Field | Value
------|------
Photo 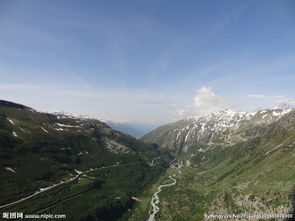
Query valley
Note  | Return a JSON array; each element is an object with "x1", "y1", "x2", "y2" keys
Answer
[
  {"x1": 1, "y1": 99, "x2": 295, "y2": 221},
  {"x1": 147, "y1": 161, "x2": 183, "y2": 221},
  {"x1": 138, "y1": 108, "x2": 295, "y2": 220},
  {"x1": 2, "y1": 1, "x2": 295, "y2": 220}
]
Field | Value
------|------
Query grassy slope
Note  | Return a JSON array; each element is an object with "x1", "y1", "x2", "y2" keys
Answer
[
  {"x1": 130, "y1": 113, "x2": 295, "y2": 221},
  {"x1": 0, "y1": 100, "x2": 173, "y2": 220}
]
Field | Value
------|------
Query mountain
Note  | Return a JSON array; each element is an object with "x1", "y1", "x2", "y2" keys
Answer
[
  {"x1": 142, "y1": 108, "x2": 293, "y2": 156},
  {"x1": 2, "y1": 100, "x2": 295, "y2": 220},
  {"x1": 105, "y1": 121, "x2": 147, "y2": 138},
  {"x1": 46, "y1": 113, "x2": 152, "y2": 139},
  {"x1": 132, "y1": 108, "x2": 295, "y2": 220},
  {"x1": 0, "y1": 99, "x2": 173, "y2": 220}
]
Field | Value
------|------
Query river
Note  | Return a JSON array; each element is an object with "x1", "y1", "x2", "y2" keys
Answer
[{"x1": 147, "y1": 161, "x2": 182, "y2": 221}]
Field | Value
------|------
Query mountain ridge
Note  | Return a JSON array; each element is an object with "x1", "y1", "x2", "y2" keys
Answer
[
  {"x1": 0, "y1": 99, "x2": 173, "y2": 220},
  {"x1": 142, "y1": 108, "x2": 294, "y2": 156},
  {"x1": 131, "y1": 107, "x2": 295, "y2": 220}
]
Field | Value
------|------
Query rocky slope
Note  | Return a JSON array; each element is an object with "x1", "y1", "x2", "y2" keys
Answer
[{"x1": 142, "y1": 108, "x2": 293, "y2": 155}]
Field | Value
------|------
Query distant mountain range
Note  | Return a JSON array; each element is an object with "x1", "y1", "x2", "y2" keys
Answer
[
  {"x1": 47, "y1": 111, "x2": 154, "y2": 138},
  {"x1": 105, "y1": 121, "x2": 156, "y2": 138},
  {"x1": 142, "y1": 108, "x2": 294, "y2": 156}
]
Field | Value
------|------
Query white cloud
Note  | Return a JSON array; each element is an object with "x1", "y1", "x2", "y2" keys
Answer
[
  {"x1": 175, "y1": 86, "x2": 234, "y2": 118},
  {"x1": 193, "y1": 86, "x2": 234, "y2": 115}
]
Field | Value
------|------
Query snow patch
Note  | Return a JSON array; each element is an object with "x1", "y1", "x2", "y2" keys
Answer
[
  {"x1": 282, "y1": 109, "x2": 292, "y2": 115},
  {"x1": 272, "y1": 111, "x2": 281, "y2": 117},
  {"x1": 74, "y1": 169, "x2": 83, "y2": 174},
  {"x1": 7, "y1": 118, "x2": 15, "y2": 125},
  {"x1": 176, "y1": 131, "x2": 181, "y2": 140},
  {"x1": 41, "y1": 127, "x2": 48, "y2": 133},
  {"x1": 184, "y1": 130, "x2": 191, "y2": 143},
  {"x1": 197, "y1": 148, "x2": 206, "y2": 152},
  {"x1": 19, "y1": 127, "x2": 30, "y2": 134},
  {"x1": 56, "y1": 123, "x2": 80, "y2": 128},
  {"x1": 5, "y1": 167, "x2": 16, "y2": 173},
  {"x1": 200, "y1": 123, "x2": 206, "y2": 134}
]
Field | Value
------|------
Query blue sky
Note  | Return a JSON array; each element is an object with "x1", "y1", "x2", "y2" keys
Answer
[{"x1": 1, "y1": 0, "x2": 295, "y2": 125}]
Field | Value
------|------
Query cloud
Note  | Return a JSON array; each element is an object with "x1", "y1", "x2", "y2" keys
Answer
[
  {"x1": 175, "y1": 86, "x2": 234, "y2": 118},
  {"x1": 241, "y1": 93, "x2": 295, "y2": 111},
  {"x1": 193, "y1": 86, "x2": 234, "y2": 115},
  {"x1": 245, "y1": 93, "x2": 295, "y2": 106}
]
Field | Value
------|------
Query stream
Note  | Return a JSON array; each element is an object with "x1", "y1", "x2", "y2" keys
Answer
[{"x1": 147, "y1": 161, "x2": 182, "y2": 221}]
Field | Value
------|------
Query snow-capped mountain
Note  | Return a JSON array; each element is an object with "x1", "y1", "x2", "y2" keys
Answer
[
  {"x1": 47, "y1": 110, "x2": 93, "y2": 119},
  {"x1": 142, "y1": 108, "x2": 294, "y2": 155},
  {"x1": 48, "y1": 110, "x2": 72, "y2": 116},
  {"x1": 47, "y1": 112, "x2": 151, "y2": 138}
]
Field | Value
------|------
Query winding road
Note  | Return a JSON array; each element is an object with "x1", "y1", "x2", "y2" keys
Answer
[
  {"x1": 0, "y1": 162, "x2": 140, "y2": 210},
  {"x1": 147, "y1": 161, "x2": 182, "y2": 221}
]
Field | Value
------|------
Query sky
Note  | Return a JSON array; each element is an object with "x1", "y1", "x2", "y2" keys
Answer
[{"x1": 0, "y1": 0, "x2": 295, "y2": 127}]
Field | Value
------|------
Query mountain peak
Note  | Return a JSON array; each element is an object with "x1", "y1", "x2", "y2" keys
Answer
[
  {"x1": 274, "y1": 103, "x2": 294, "y2": 110},
  {"x1": 0, "y1": 99, "x2": 29, "y2": 110},
  {"x1": 143, "y1": 107, "x2": 295, "y2": 154}
]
